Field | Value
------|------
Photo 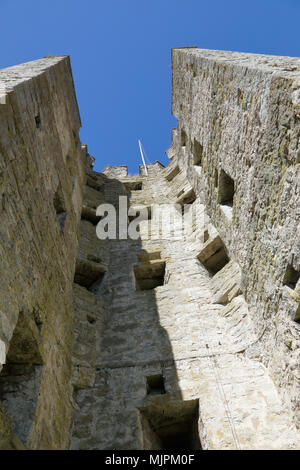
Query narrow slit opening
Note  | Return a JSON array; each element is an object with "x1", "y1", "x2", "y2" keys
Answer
[
  {"x1": 35, "y1": 115, "x2": 41, "y2": 129},
  {"x1": 181, "y1": 129, "x2": 187, "y2": 147}
]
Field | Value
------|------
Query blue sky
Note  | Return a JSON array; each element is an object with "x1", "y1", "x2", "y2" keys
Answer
[{"x1": 1, "y1": 0, "x2": 300, "y2": 173}]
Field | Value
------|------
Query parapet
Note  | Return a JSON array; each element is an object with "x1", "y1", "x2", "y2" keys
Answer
[{"x1": 102, "y1": 164, "x2": 128, "y2": 178}]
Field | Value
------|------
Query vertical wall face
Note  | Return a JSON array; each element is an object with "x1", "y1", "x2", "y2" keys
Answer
[
  {"x1": 0, "y1": 57, "x2": 85, "y2": 449},
  {"x1": 71, "y1": 161, "x2": 300, "y2": 449},
  {"x1": 69, "y1": 49, "x2": 300, "y2": 450},
  {"x1": 171, "y1": 48, "x2": 300, "y2": 425},
  {"x1": 1, "y1": 49, "x2": 299, "y2": 450}
]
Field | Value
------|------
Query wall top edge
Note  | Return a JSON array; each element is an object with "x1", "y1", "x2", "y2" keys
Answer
[
  {"x1": 172, "y1": 47, "x2": 300, "y2": 78},
  {"x1": 0, "y1": 55, "x2": 70, "y2": 90}
]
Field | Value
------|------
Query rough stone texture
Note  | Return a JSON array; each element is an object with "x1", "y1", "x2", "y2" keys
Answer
[
  {"x1": 71, "y1": 163, "x2": 299, "y2": 449},
  {"x1": 70, "y1": 48, "x2": 300, "y2": 450},
  {"x1": 0, "y1": 56, "x2": 85, "y2": 449},
  {"x1": 0, "y1": 48, "x2": 299, "y2": 450},
  {"x1": 171, "y1": 47, "x2": 300, "y2": 428}
]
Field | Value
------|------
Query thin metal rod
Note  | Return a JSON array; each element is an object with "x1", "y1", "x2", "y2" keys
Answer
[{"x1": 138, "y1": 139, "x2": 148, "y2": 176}]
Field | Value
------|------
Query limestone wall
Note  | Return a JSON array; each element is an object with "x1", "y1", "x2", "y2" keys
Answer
[
  {"x1": 171, "y1": 47, "x2": 300, "y2": 426},
  {"x1": 0, "y1": 49, "x2": 299, "y2": 451},
  {"x1": 0, "y1": 56, "x2": 85, "y2": 449},
  {"x1": 71, "y1": 159, "x2": 300, "y2": 450},
  {"x1": 71, "y1": 49, "x2": 300, "y2": 450}
]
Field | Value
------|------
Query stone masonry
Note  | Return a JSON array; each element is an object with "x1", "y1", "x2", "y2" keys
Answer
[
  {"x1": 0, "y1": 48, "x2": 299, "y2": 449},
  {"x1": 0, "y1": 56, "x2": 85, "y2": 449}
]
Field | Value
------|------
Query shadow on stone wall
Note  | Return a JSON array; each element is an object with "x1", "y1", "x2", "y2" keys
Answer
[{"x1": 71, "y1": 171, "x2": 200, "y2": 450}]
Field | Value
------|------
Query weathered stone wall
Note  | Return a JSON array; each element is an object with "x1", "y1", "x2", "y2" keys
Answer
[
  {"x1": 0, "y1": 49, "x2": 299, "y2": 450},
  {"x1": 71, "y1": 159, "x2": 300, "y2": 449},
  {"x1": 0, "y1": 56, "x2": 85, "y2": 449},
  {"x1": 70, "y1": 48, "x2": 300, "y2": 450},
  {"x1": 171, "y1": 48, "x2": 300, "y2": 426}
]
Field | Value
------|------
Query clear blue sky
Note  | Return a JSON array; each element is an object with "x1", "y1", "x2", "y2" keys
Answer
[{"x1": 1, "y1": 0, "x2": 300, "y2": 173}]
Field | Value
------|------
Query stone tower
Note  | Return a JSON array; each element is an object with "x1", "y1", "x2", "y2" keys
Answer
[{"x1": 0, "y1": 48, "x2": 299, "y2": 450}]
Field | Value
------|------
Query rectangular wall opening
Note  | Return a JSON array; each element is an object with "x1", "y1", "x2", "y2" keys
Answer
[
  {"x1": 146, "y1": 375, "x2": 166, "y2": 396},
  {"x1": 218, "y1": 169, "x2": 235, "y2": 206},
  {"x1": 177, "y1": 189, "x2": 196, "y2": 206},
  {"x1": 181, "y1": 129, "x2": 187, "y2": 147},
  {"x1": 134, "y1": 258, "x2": 166, "y2": 290},
  {"x1": 165, "y1": 165, "x2": 180, "y2": 182},
  {"x1": 124, "y1": 181, "x2": 143, "y2": 191},
  {"x1": 140, "y1": 399, "x2": 201, "y2": 450},
  {"x1": 81, "y1": 207, "x2": 101, "y2": 226},
  {"x1": 86, "y1": 174, "x2": 103, "y2": 192},
  {"x1": 192, "y1": 139, "x2": 203, "y2": 166},
  {"x1": 283, "y1": 264, "x2": 300, "y2": 290},
  {"x1": 74, "y1": 259, "x2": 106, "y2": 291},
  {"x1": 137, "y1": 251, "x2": 161, "y2": 262},
  {"x1": 197, "y1": 235, "x2": 230, "y2": 275}
]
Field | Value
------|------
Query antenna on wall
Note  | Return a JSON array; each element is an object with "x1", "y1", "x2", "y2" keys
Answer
[{"x1": 138, "y1": 139, "x2": 148, "y2": 176}]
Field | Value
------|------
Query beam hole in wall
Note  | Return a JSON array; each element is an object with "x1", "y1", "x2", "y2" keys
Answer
[
  {"x1": 140, "y1": 399, "x2": 201, "y2": 450},
  {"x1": 283, "y1": 264, "x2": 300, "y2": 290},
  {"x1": 123, "y1": 181, "x2": 143, "y2": 191},
  {"x1": 192, "y1": 139, "x2": 203, "y2": 166},
  {"x1": 137, "y1": 251, "x2": 161, "y2": 262},
  {"x1": 53, "y1": 186, "x2": 67, "y2": 232},
  {"x1": 74, "y1": 259, "x2": 106, "y2": 291},
  {"x1": 165, "y1": 165, "x2": 180, "y2": 182},
  {"x1": 177, "y1": 189, "x2": 196, "y2": 207},
  {"x1": 197, "y1": 235, "x2": 230, "y2": 276},
  {"x1": 81, "y1": 206, "x2": 101, "y2": 226},
  {"x1": 35, "y1": 115, "x2": 41, "y2": 129},
  {"x1": 218, "y1": 169, "x2": 235, "y2": 206},
  {"x1": 87, "y1": 315, "x2": 97, "y2": 325},
  {"x1": 86, "y1": 175, "x2": 103, "y2": 192},
  {"x1": 134, "y1": 257, "x2": 166, "y2": 290},
  {"x1": 146, "y1": 374, "x2": 166, "y2": 396}
]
